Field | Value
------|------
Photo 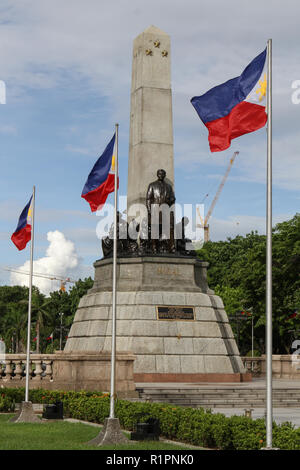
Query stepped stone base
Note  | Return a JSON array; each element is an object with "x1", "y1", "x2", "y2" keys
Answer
[
  {"x1": 87, "y1": 418, "x2": 128, "y2": 446},
  {"x1": 52, "y1": 351, "x2": 137, "y2": 396},
  {"x1": 65, "y1": 256, "x2": 247, "y2": 383},
  {"x1": 10, "y1": 401, "x2": 41, "y2": 423}
]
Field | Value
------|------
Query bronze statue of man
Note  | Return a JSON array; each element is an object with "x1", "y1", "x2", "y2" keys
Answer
[{"x1": 146, "y1": 169, "x2": 176, "y2": 253}]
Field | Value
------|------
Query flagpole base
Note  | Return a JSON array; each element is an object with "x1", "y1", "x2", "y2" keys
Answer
[
  {"x1": 10, "y1": 401, "x2": 41, "y2": 423},
  {"x1": 261, "y1": 447, "x2": 280, "y2": 451},
  {"x1": 87, "y1": 418, "x2": 128, "y2": 446}
]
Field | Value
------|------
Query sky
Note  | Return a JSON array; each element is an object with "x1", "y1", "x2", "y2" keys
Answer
[{"x1": 0, "y1": 0, "x2": 299, "y2": 292}]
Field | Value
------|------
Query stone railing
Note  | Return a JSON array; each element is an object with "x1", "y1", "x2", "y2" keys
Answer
[
  {"x1": 0, "y1": 354, "x2": 54, "y2": 384},
  {"x1": 242, "y1": 357, "x2": 264, "y2": 376},
  {"x1": 242, "y1": 355, "x2": 300, "y2": 378},
  {"x1": 0, "y1": 351, "x2": 137, "y2": 397}
]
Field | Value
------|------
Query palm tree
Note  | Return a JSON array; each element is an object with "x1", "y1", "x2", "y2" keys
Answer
[
  {"x1": 33, "y1": 301, "x2": 53, "y2": 353},
  {"x1": 3, "y1": 303, "x2": 28, "y2": 353},
  {"x1": 21, "y1": 288, "x2": 53, "y2": 354}
]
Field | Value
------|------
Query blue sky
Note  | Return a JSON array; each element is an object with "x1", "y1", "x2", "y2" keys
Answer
[{"x1": 0, "y1": 0, "x2": 299, "y2": 290}]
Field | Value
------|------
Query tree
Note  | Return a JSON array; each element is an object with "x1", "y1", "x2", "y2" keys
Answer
[
  {"x1": 0, "y1": 286, "x2": 29, "y2": 352},
  {"x1": 37, "y1": 277, "x2": 94, "y2": 351},
  {"x1": 197, "y1": 213, "x2": 300, "y2": 354},
  {"x1": 0, "y1": 278, "x2": 94, "y2": 354},
  {"x1": 2, "y1": 302, "x2": 28, "y2": 353},
  {"x1": 19, "y1": 287, "x2": 54, "y2": 353},
  {"x1": 68, "y1": 277, "x2": 94, "y2": 318}
]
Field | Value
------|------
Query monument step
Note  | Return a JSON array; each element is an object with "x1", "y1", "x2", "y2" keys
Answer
[
  {"x1": 139, "y1": 397, "x2": 300, "y2": 407},
  {"x1": 138, "y1": 388, "x2": 300, "y2": 396},
  {"x1": 139, "y1": 391, "x2": 300, "y2": 400},
  {"x1": 161, "y1": 392, "x2": 300, "y2": 399},
  {"x1": 145, "y1": 398, "x2": 266, "y2": 404},
  {"x1": 202, "y1": 403, "x2": 300, "y2": 408},
  {"x1": 140, "y1": 393, "x2": 265, "y2": 400},
  {"x1": 137, "y1": 386, "x2": 300, "y2": 408}
]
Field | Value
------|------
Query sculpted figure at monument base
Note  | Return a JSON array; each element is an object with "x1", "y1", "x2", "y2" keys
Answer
[
  {"x1": 102, "y1": 211, "x2": 138, "y2": 258},
  {"x1": 101, "y1": 169, "x2": 195, "y2": 258}
]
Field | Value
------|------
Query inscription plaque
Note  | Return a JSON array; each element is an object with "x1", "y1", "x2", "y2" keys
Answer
[
  {"x1": 157, "y1": 266, "x2": 179, "y2": 276},
  {"x1": 157, "y1": 306, "x2": 195, "y2": 321}
]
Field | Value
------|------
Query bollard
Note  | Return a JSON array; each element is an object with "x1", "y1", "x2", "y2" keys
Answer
[{"x1": 244, "y1": 409, "x2": 253, "y2": 418}]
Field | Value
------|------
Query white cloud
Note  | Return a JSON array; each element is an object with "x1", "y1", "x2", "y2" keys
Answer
[{"x1": 10, "y1": 230, "x2": 80, "y2": 295}]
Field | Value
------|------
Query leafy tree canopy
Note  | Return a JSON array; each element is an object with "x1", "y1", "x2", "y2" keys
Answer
[
  {"x1": 0, "y1": 277, "x2": 93, "y2": 353},
  {"x1": 197, "y1": 213, "x2": 300, "y2": 354}
]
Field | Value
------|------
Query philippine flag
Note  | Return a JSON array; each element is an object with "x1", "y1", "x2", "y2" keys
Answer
[
  {"x1": 11, "y1": 195, "x2": 33, "y2": 251},
  {"x1": 191, "y1": 49, "x2": 267, "y2": 152},
  {"x1": 81, "y1": 133, "x2": 118, "y2": 212}
]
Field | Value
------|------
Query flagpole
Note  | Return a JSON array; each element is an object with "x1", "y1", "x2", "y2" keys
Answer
[
  {"x1": 109, "y1": 124, "x2": 119, "y2": 419},
  {"x1": 266, "y1": 38, "x2": 273, "y2": 449},
  {"x1": 25, "y1": 185, "x2": 35, "y2": 403}
]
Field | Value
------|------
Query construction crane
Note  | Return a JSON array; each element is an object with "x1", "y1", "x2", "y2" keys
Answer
[
  {"x1": 3, "y1": 267, "x2": 76, "y2": 292},
  {"x1": 197, "y1": 151, "x2": 239, "y2": 242}
]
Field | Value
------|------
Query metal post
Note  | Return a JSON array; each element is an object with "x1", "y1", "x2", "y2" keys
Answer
[
  {"x1": 109, "y1": 124, "x2": 119, "y2": 419},
  {"x1": 237, "y1": 318, "x2": 240, "y2": 351},
  {"x1": 59, "y1": 312, "x2": 64, "y2": 351},
  {"x1": 25, "y1": 186, "x2": 35, "y2": 403},
  {"x1": 265, "y1": 38, "x2": 273, "y2": 449},
  {"x1": 252, "y1": 314, "x2": 254, "y2": 371}
]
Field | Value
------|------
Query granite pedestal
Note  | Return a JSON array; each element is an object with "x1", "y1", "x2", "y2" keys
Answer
[{"x1": 65, "y1": 256, "x2": 248, "y2": 383}]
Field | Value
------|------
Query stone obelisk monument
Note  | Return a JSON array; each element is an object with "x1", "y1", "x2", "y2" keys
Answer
[
  {"x1": 127, "y1": 25, "x2": 174, "y2": 210},
  {"x1": 65, "y1": 26, "x2": 248, "y2": 385}
]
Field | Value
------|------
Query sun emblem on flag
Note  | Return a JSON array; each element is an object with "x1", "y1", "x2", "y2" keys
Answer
[
  {"x1": 27, "y1": 204, "x2": 33, "y2": 223},
  {"x1": 256, "y1": 74, "x2": 267, "y2": 101},
  {"x1": 111, "y1": 154, "x2": 116, "y2": 171}
]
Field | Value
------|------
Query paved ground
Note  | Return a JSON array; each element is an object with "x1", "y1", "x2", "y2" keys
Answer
[
  {"x1": 136, "y1": 377, "x2": 300, "y2": 390},
  {"x1": 136, "y1": 378, "x2": 300, "y2": 426},
  {"x1": 211, "y1": 408, "x2": 300, "y2": 426}
]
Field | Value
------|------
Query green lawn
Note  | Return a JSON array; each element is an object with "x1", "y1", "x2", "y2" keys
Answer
[{"x1": 0, "y1": 414, "x2": 198, "y2": 450}]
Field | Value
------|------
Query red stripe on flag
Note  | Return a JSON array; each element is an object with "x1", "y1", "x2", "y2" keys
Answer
[
  {"x1": 205, "y1": 101, "x2": 267, "y2": 152},
  {"x1": 11, "y1": 224, "x2": 31, "y2": 251},
  {"x1": 81, "y1": 173, "x2": 118, "y2": 212}
]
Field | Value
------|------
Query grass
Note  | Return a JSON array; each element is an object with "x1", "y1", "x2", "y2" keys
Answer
[{"x1": 0, "y1": 414, "x2": 199, "y2": 450}]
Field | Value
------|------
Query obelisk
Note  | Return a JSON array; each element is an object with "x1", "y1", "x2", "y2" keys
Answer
[
  {"x1": 127, "y1": 25, "x2": 174, "y2": 212},
  {"x1": 64, "y1": 27, "x2": 248, "y2": 386}
]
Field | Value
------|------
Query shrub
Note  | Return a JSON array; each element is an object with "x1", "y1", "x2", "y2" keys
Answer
[
  {"x1": 1, "y1": 387, "x2": 300, "y2": 450},
  {"x1": 273, "y1": 422, "x2": 300, "y2": 450},
  {"x1": 0, "y1": 394, "x2": 15, "y2": 412},
  {"x1": 229, "y1": 415, "x2": 266, "y2": 450},
  {"x1": 210, "y1": 412, "x2": 233, "y2": 450},
  {"x1": 66, "y1": 395, "x2": 110, "y2": 423}
]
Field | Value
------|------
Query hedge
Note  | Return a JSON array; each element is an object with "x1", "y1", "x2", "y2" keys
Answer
[{"x1": 1, "y1": 387, "x2": 300, "y2": 450}]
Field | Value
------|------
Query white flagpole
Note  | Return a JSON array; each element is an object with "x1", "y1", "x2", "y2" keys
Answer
[
  {"x1": 109, "y1": 124, "x2": 119, "y2": 419},
  {"x1": 266, "y1": 39, "x2": 273, "y2": 448},
  {"x1": 25, "y1": 185, "x2": 35, "y2": 402}
]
